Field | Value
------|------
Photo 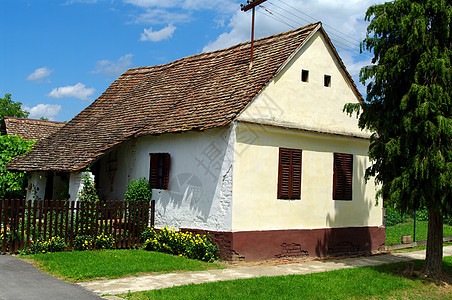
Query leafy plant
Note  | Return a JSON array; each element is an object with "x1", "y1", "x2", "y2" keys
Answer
[
  {"x1": 76, "y1": 172, "x2": 100, "y2": 235},
  {"x1": 94, "y1": 233, "x2": 115, "y2": 250},
  {"x1": 29, "y1": 236, "x2": 67, "y2": 253},
  {"x1": 385, "y1": 206, "x2": 408, "y2": 226},
  {"x1": 73, "y1": 235, "x2": 94, "y2": 251},
  {"x1": 124, "y1": 178, "x2": 152, "y2": 233},
  {"x1": 0, "y1": 135, "x2": 35, "y2": 198},
  {"x1": 0, "y1": 93, "x2": 29, "y2": 120},
  {"x1": 142, "y1": 227, "x2": 218, "y2": 262}
]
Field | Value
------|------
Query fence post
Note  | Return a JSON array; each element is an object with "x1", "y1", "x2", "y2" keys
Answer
[{"x1": 150, "y1": 200, "x2": 155, "y2": 227}]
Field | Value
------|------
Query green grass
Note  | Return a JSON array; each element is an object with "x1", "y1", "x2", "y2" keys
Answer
[
  {"x1": 386, "y1": 220, "x2": 452, "y2": 245},
  {"x1": 392, "y1": 242, "x2": 452, "y2": 253},
  {"x1": 21, "y1": 249, "x2": 223, "y2": 282},
  {"x1": 122, "y1": 257, "x2": 452, "y2": 300}
]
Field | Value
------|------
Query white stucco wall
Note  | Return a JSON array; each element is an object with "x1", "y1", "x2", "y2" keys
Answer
[
  {"x1": 97, "y1": 127, "x2": 235, "y2": 231},
  {"x1": 68, "y1": 171, "x2": 93, "y2": 202},
  {"x1": 238, "y1": 30, "x2": 368, "y2": 139},
  {"x1": 26, "y1": 172, "x2": 47, "y2": 201},
  {"x1": 232, "y1": 123, "x2": 382, "y2": 231}
]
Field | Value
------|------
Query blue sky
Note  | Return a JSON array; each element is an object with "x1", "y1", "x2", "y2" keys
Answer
[{"x1": 0, "y1": 0, "x2": 382, "y2": 122}]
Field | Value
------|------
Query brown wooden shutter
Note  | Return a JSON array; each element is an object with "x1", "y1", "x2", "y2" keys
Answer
[
  {"x1": 162, "y1": 153, "x2": 170, "y2": 190},
  {"x1": 333, "y1": 153, "x2": 353, "y2": 200},
  {"x1": 278, "y1": 148, "x2": 302, "y2": 199},
  {"x1": 291, "y1": 150, "x2": 302, "y2": 199},
  {"x1": 149, "y1": 153, "x2": 159, "y2": 188}
]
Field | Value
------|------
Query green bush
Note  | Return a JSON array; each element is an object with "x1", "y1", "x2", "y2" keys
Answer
[
  {"x1": 93, "y1": 233, "x2": 115, "y2": 250},
  {"x1": 124, "y1": 178, "x2": 152, "y2": 233},
  {"x1": 77, "y1": 173, "x2": 100, "y2": 235},
  {"x1": 124, "y1": 178, "x2": 152, "y2": 204},
  {"x1": 142, "y1": 227, "x2": 218, "y2": 262},
  {"x1": 74, "y1": 234, "x2": 115, "y2": 251},
  {"x1": 385, "y1": 206, "x2": 408, "y2": 226},
  {"x1": 29, "y1": 236, "x2": 67, "y2": 253},
  {"x1": 415, "y1": 208, "x2": 429, "y2": 221},
  {"x1": 73, "y1": 235, "x2": 94, "y2": 251}
]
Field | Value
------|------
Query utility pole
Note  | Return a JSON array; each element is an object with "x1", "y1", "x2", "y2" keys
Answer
[{"x1": 241, "y1": 0, "x2": 267, "y2": 68}]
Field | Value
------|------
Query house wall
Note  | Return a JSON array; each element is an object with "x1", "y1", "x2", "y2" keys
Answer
[
  {"x1": 225, "y1": 123, "x2": 384, "y2": 260},
  {"x1": 68, "y1": 171, "x2": 93, "y2": 202},
  {"x1": 97, "y1": 127, "x2": 235, "y2": 232},
  {"x1": 232, "y1": 123, "x2": 382, "y2": 231},
  {"x1": 238, "y1": 30, "x2": 368, "y2": 139},
  {"x1": 26, "y1": 172, "x2": 47, "y2": 200}
]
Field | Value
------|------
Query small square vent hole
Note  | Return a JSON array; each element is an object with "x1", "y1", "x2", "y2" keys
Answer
[
  {"x1": 301, "y1": 70, "x2": 309, "y2": 82},
  {"x1": 324, "y1": 75, "x2": 331, "y2": 87}
]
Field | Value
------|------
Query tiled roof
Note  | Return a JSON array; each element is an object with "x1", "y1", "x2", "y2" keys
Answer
[
  {"x1": 8, "y1": 22, "x2": 360, "y2": 172},
  {"x1": 1, "y1": 117, "x2": 65, "y2": 141}
]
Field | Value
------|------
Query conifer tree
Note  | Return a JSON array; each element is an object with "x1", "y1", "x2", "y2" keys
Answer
[{"x1": 345, "y1": 0, "x2": 451, "y2": 277}]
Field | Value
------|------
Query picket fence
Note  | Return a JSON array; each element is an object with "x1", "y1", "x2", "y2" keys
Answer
[{"x1": 0, "y1": 199, "x2": 155, "y2": 253}]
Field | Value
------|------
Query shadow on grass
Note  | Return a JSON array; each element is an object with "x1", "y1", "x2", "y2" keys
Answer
[{"x1": 372, "y1": 257, "x2": 452, "y2": 285}]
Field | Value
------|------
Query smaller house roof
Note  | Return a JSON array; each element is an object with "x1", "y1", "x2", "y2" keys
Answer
[{"x1": 1, "y1": 117, "x2": 65, "y2": 141}]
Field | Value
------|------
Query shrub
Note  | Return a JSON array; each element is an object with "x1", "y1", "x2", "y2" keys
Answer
[
  {"x1": 0, "y1": 225, "x2": 11, "y2": 243},
  {"x1": 73, "y1": 235, "x2": 93, "y2": 251},
  {"x1": 94, "y1": 233, "x2": 115, "y2": 250},
  {"x1": 415, "y1": 208, "x2": 429, "y2": 221},
  {"x1": 142, "y1": 227, "x2": 218, "y2": 262},
  {"x1": 124, "y1": 178, "x2": 152, "y2": 204},
  {"x1": 124, "y1": 178, "x2": 152, "y2": 233},
  {"x1": 385, "y1": 206, "x2": 408, "y2": 226},
  {"x1": 77, "y1": 172, "x2": 100, "y2": 235},
  {"x1": 29, "y1": 236, "x2": 67, "y2": 253}
]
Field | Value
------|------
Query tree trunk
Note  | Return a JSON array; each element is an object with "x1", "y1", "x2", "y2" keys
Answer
[{"x1": 423, "y1": 208, "x2": 443, "y2": 278}]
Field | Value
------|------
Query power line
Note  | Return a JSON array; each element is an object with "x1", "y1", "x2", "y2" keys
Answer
[
  {"x1": 277, "y1": 0, "x2": 363, "y2": 45},
  {"x1": 268, "y1": 1, "x2": 359, "y2": 49},
  {"x1": 258, "y1": 4, "x2": 373, "y2": 58},
  {"x1": 257, "y1": 7, "x2": 296, "y2": 29}
]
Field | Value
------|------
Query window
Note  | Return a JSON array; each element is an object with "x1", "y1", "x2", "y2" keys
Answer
[
  {"x1": 278, "y1": 148, "x2": 302, "y2": 199},
  {"x1": 301, "y1": 69, "x2": 309, "y2": 82},
  {"x1": 149, "y1": 153, "x2": 170, "y2": 189},
  {"x1": 324, "y1": 75, "x2": 331, "y2": 87},
  {"x1": 333, "y1": 153, "x2": 353, "y2": 200}
]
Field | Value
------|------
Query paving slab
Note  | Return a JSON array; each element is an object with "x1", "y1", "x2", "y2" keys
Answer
[
  {"x1": 0, "y1": 254, "x2": 102, "y2": 300},
  {"x1": 79, "y1": 246, "x2": 452, "y2": 296}
]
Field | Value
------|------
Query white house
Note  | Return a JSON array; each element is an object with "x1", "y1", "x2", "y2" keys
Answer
[{"x1": 9, "y1": 22, "x2": 385, "y2": 260}]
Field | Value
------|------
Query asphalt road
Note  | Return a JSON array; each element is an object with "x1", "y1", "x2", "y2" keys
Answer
[{"x1": 0, "y1": 253, "x2": 102, "y2": 300}]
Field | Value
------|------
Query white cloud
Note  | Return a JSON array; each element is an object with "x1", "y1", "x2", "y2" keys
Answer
[
  {"x1": 23, "y1": 104, "x2": 62, "y2": 120},
  {"x1": 123, "y1": 0, "x2": 176, "y2": 8},
  {"x1": 47, "y1": 83, "x2": 95, "y2": 101},
  {"x1": 124, "y1": 0, "x2": 236, "y2": 12},
  {"x1": 134, "y1": 9, "x2": 192, "y2": 24},
  {"x1": 92, "y1": 54, "x2": 133, "y2": 77},
  {"x1": 125, "y1": 0, "x2": 237, "y2": 25},
  {"x1": 27, "y1": 67, "x2": 53, "y2": 82},
  {"x1": 64, "y1": 0, "x2": 97, "y2": 4},
  {"x1": 140, "y1": 24, "x2": 176, "y2": 41}
]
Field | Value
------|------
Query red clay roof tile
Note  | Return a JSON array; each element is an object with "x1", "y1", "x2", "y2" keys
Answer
[{"x1": 1, "y1": 117, "x2": 65, "y2": 141}]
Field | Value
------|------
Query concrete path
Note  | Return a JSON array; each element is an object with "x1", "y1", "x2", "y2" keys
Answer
[
  {"x1": 80, "y1": 246, "x2": 452, "y2": 296},
  {"x1": 0, "y1": 254, "x2": 102, "y2": 300}
]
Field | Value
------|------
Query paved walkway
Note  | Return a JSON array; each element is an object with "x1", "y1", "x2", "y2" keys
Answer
[
  {"x1": 80, "y1": 246, "x2": 452, "y2": 296},
  {"x1": 0, "y1": 254, "x2": 102, "y2": 300}
]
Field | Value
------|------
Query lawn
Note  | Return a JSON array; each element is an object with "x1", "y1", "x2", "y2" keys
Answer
[
  {"x1": 121, "y1": 257, "x2": 452, "y2": 300},
  {"x1": 386, "y1": 220, "x2": 452, "y2": 245},
  {"x1": 21, "y1": 249, "x2": 223, "y2": 282}
]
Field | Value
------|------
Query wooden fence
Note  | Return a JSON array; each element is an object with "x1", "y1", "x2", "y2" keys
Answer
[{"x1": 0, "y1": 199, "x2": 155, "y2": 253}]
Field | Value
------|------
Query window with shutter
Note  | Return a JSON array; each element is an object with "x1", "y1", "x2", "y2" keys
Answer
[
  {"x1": 333, "y1": 153, "x2": 353, "y2": 200},
  {"x1": 278, "y1": 148, "x2": 302, "y2": 199},
  {"x1": 149, "y1": 153, "x2": 170, "y2": 189}
]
